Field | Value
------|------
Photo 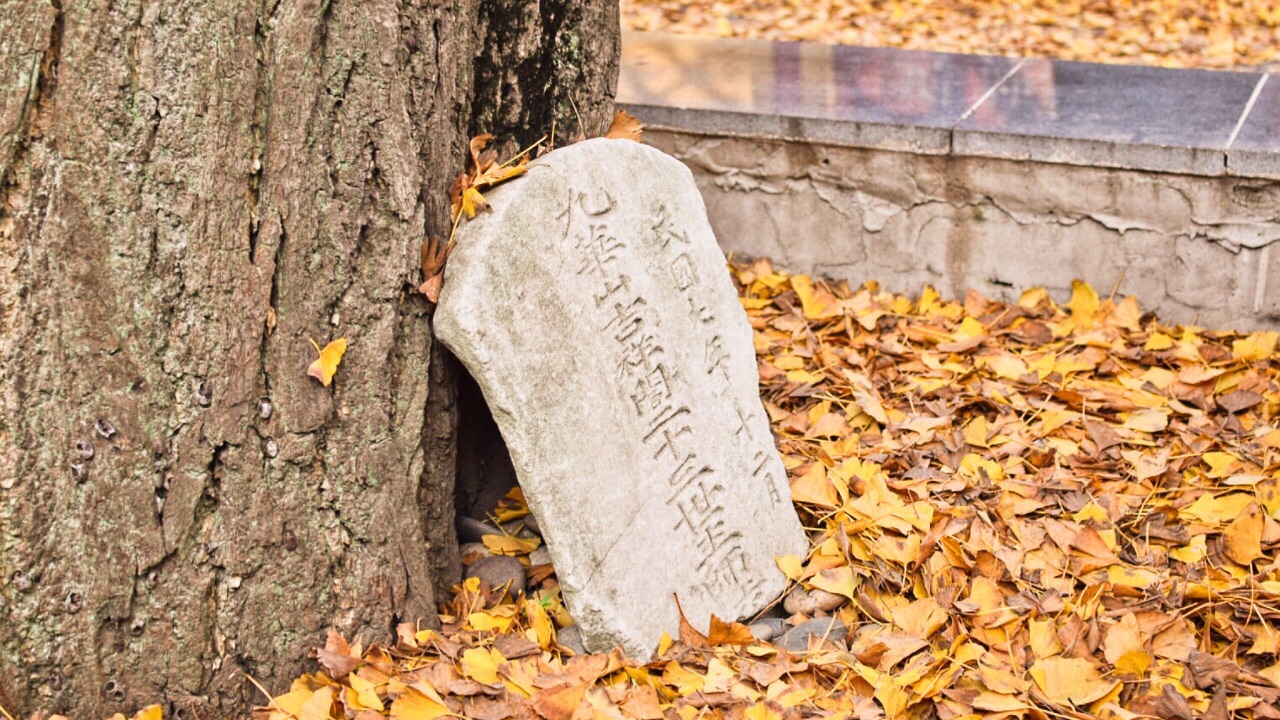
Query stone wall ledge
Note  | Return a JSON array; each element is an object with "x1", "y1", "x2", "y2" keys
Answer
[{"x1": 619, "y1": 32, "x2": 1279, "y2": 179}]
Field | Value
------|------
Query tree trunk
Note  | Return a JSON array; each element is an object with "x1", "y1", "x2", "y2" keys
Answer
[{"x1": 0, "y1": 1, "x2": 618, "y2": 716}]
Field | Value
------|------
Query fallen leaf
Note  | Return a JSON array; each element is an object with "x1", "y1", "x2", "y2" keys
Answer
[
  {"x1": 532, "y1": 681, "x2": 586, "y2": 720},
  {"x1": 130, "y1": 706, "x2": 163, "y2": 720},
  {"x1": 481, "y1": 534, "x2": 541, "y2": 555},
  {"x1": 673, "y1": 595, "x2": 710, "y2": 650},
  {"x1": 605, "y1": 110, "x2": 644, "y2": 142},
  {"x1": 707, "y1": 615, "x2": 755, "y2": 646},
  {"x1": 317, "y1": 629, "x2": 361, "y2": 679},
  {"x1": 1066, "y1": 280, "x2": 1099, "y2": 328},
  {"x1": 460, "y1": 647, "x2": 504, "y2": 685},
  {"x1": 391, "y1": 683, "x2": 453, "y2": 720},
  {"x1": 299, "y1": 685, "x2": 336, "y2": 720},
  {"x1": 308, "y1": 337, "x2": 348, "y2": 387},
  {"x1": 1029, "y1": 657, "x2": 1118, "y2": 706},
  {"x1": 1223, "y1": 502, "x2": 1264, "y2": 565}
]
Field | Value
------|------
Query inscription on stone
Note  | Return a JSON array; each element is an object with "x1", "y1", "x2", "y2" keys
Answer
[{"x1": 435, "y1": 138, "x2": 807, "y2": 661}]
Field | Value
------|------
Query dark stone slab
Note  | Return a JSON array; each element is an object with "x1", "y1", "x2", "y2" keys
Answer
[
  {"x1": 1229, "y1": 75, "x2": 1280, "y2": 179},
  {"x1": 954, "y1": 58, "x2": 1263, "y2": 174},
  {"x1": 619, "y1": 31, "x2": 1019, "y2": 154}
]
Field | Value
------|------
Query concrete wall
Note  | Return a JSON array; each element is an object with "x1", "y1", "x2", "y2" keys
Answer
[{"x1": 647, "y1": 130, "x2": 1280, "y2": 330}]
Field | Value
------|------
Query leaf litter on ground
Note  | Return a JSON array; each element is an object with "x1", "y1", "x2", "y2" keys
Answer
[
  {"x1": 621, "y1": 0, "x2": 1280, "y2": 71},
  {"x1": 255, "y1": 258, "x2": 1280, "y2": 720}
]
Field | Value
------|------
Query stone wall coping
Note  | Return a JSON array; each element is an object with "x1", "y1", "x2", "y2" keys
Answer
[{"x1": 618, "y1": 31, "x2": 1279, "y2": 178}]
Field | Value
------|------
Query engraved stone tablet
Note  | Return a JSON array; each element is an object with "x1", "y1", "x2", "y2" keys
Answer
[{"x1": 435, "y1": 138, "x2": 807, "y2": 661}]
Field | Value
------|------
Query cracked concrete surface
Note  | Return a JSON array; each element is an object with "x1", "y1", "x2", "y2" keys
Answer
[{"x1": 649, "y1": 130, "x2": 1280, "y2": 330}]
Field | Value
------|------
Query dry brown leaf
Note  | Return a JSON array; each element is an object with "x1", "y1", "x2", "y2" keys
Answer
[
  {"x1": 532, "y1": 683, "x2": 587, "y2": 720},
  {"x1": 1223, "y1": 502, "x2": 1265, "y2": 565},
  {"x1": 604, "y1": 110, "x2": 644, "y2": 142},
  {"x1": 1029, "y1": 657, "x2": 1118, "y2": 706},
  {"x1": 316, "y1": 629, "x2": 362, "y2": 680},
  {"x1": 707, "y1": 615, "x2": 755, "y2": 647}
]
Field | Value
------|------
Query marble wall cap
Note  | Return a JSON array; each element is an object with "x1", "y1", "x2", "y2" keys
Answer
[
  {"x1": 1229, "y1": 75, "x2": 1280, "y2": 179},
  {"x1": 619, "y1": 31, "x2": 1279, "y2": 178}
]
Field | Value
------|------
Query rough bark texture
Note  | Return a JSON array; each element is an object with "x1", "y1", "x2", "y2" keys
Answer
[{"x1": 0, "y1": 0, "x2": 618, "y2": 716}]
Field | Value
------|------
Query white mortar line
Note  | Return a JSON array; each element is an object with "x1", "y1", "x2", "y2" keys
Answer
[
  {"x1": 1228, "y1": 73, "x2": 1268, "y2": 150},
  {"x1": 1255, "y1": 243, "x2": 1271, "y2": 315},
  {"x1": 954, "y1": 57, "x2": 1030, "y2": 127}
]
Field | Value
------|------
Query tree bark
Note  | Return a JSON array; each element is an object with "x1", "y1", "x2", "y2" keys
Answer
[{"x1": 0, "y1": 1, "x2": 618, "y2": 716}]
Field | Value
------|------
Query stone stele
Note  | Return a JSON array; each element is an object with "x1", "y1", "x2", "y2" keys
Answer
[{"x1": 435, "y1": 138, "x2": 807, "y2": 661}]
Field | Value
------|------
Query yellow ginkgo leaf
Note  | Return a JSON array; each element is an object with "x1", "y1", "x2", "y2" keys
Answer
[
  {"x1": 308, "y1": 337, "x2": 348, "y2": 387},
  {"x1": 790, "y1": 275, "x2": 842, "y2": 320},
  {"x1": 1224, "y1": 502, "x2": 1264, "y2": 566},
  {"x1": 468, "y1": 611, "x2": 514, "y2": 633},
  {"x1": 775, "y1": 554, "x2": 804, "y2": 581},
  {"x1": 390, "y1": 683, "x2": 452, "y2": 720},
  {"x1": 130, "y1": 706, "x2": 164, "y2": 720},
  {"x1": 1066, "y1": 279, "x2": 1099, "y2": 328},
  {"x1": 1123, "y1": 409, "x2": 1169, "y2": 433},
  {"x1": 807, "y1": 565, "x2": 858, "y2": 601},
  {"x1": 744, "y1": 702, "x2": 782, "y2": 720},
  {"x1": 891, "y1": 598, "x2": 948, "y2": 639},
  {"x1": 1029, "y1": 657, "x2": 1118, "y2": 706},
  {"x1": 345, "y1": 674, "x2": 385, "y2": 712},
  {"x1": 460, "y1": 646, "x2": 504, "y2": 685},
  {"x1": 661, "y1": 661, "x2": 705, "y2": 695},
  {"x1": 298, "y1": 685, "x2": 336, "y2": 720},
  {"x1": 656, "y1": 631, "x2": 674, "y2": 657},
  {"x1": 1233, "y1": 331, "x2": 1278, "y2": 361},
  {"x1": 524, "y1": 599, "x2": 556, "y2": 649},
  {"x1": 1114, "y1": 650, "x2": 1152, "y2": 677},
  {"x1": 460, "y1": 185, "x2": 489, "y2": 218},
  {"x1": 481, "y1": 534, "x2": 540, "y2": 556},
  {"x1": 789, "y1": 463, "x2": 839, "y2": 508},
  {"x1": 268, "y1": 685, "x2": 316, "y2": 720}
]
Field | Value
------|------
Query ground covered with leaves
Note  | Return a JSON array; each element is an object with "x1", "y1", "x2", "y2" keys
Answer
[
  {"x1": 245, "y1": 260, "x2": 1280, "y2": 720},
  {"x1": 621, "y1": 0, "x2": 1280, "y2": 70}
]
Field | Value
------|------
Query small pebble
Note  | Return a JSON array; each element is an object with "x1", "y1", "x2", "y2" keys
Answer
[
  {"x1": 528, "y1": 547, "x2": 552, "y2": 566},
  {"x1": 522, "y1": 512, "x2": 541, "y2": 535},
  {"x1": 459, "y1": 542, "x2": 491, "y2": 565},
  {"x1": 557, "y1": 624, "x2": 587, "y2": 655},
  {"x1": 776, "y1": 617, "x2": 848, "y2": 653},
  {"x1": 501, "y1": 519, "x2": 540, "y2": 540},
  {"x1": 748, "y1": 618, "x2": 786, "y2": 642},
  {"x1": 783, "y1": 586, "x2": 847, "y2": 616},
  {"x1": 464, "y1": 555, "x2": 526, "y2": 595},
  {"x1": 456, "y1": 516, "x2": 501, "y2": 544}
]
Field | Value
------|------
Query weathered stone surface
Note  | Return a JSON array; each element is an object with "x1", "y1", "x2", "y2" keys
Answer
[
  {"x1": 643, "y1": 131, "x2": 1280, "y2": 330},
  {"x1": 436, "y1": 138, "x2": 807, "y2": 661}
]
